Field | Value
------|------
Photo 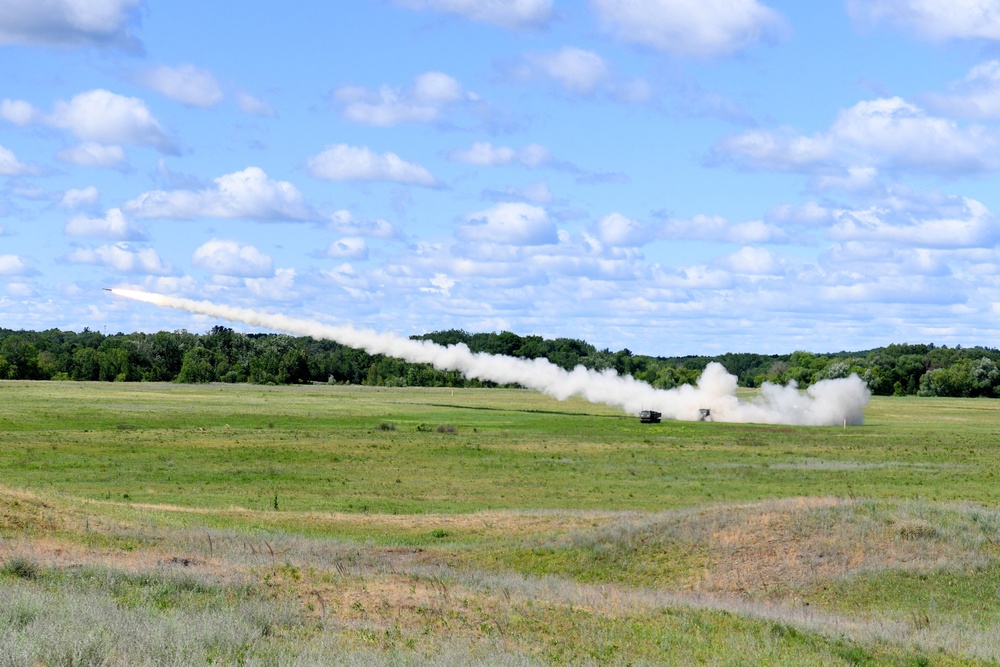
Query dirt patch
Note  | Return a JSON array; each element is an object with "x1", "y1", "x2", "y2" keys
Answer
[{"x1": 687, "y1": 497, "x2": 976, "y2": 596}]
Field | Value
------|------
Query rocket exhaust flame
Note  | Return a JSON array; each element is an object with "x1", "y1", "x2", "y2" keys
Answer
[{"x1": 108, "y1": 289, "x2": 871, "y2": 426}]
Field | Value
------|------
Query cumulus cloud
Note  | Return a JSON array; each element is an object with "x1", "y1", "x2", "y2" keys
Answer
[
  {"x1": 325, "y1": 237, "x2": 369, "y2": 260},
  {"x1": 321, "y1": 263, "x2": 371, "y2": 295},
  {"x1": 307, "y1": 144, "x2": 437, "y2": 186},
  {"x1": 808, "y1": 166, "x2": 883, "y2": 194},
  {"x1": 65, "y1": 207, "x2": 147, "y2": 240},
  {"x1": 67, "y1": 242, "x2": 174, "y2": 275},
  {"x1": 714, "y1": 96, "x2": 997, "y2": 174},
  {"x1": 0, "y1": 144, "x2": 34, "y2": 175},
  {"x1": 449, "y1": 141, "x2": 551, "y2": 166},
  {"x1": 2, "y1": 89, "x2": 176, "y2": 153},
  {"x1": 662, "y1": 214, "x2": 789, "y2": 244},
  {"x1": 0, "y1": 254, "x2": 38, "y2": 276},
  {"x1": 765, "y1": 201, "x2": 834, "y2": 225},
  {"x1": 60, "y1": 186, "x2": 100, "y2": 209},
  {"x1": 520, "y1": 47, "x2": 610, "y2": 94},
  {"x1": 0, "y1": 0, "x2": 141, "y2": 50},
  {"x1": 484, "y1": 180, "x2": 554, "y2": 204},
  {"x1": 236, "y1": 92, "x2": 276, "y2": 117},
  {"x1": 925, "y1": 60, "x2": 1000, "y2": 119},
  {"x1": 829, "y1": 197, "x2": 998, "y2": 248},
  {"x1": 0, "y1": 99, "x2": 40, "y2": 125},
  {"x1": 508, "y1": 47, "x2": 653, "y2": 101},
  {"x1": 328, "y1": 210, "x2": 399, "y2": 239},
  {"x1": 244, "y1": 267, "x2": 297, "y2": 301},
  {"x1": 393, "y1": 0, "x2": 552, "y2": 29},
  {"x1": 420, "y1": 273, "x2": 457, "y2": 296},
  {"x1": 590, "y1": 0, "x2": 788, "y2": 57},
  {"x1": 136, "y1": 64, "x2": 224, "y2": 108},
  {"x1": 715, "y1": 246, "x2": 784, "y2": 275},
  {"x1": 53, "y1": 89, "x2": 174, "y2": 151},
  {"x1": 333, "y1": 71, "x2": 472, "y2": 127},
  {"x1": 458, "y1": 202, "x2": 558, "y2": 245},
  {"x1": 124, "y1": 166, "x2": 314, "y2": 220},
  {"x1": 846, "y1": 0, "x2": 1000, "y2": 41},
  {"x1": 192, "y1": 239, "x2": 274, "y2": 277},
  {"x1": 823, "y1": 243, "x2": 952, "y2": 278},
  {"x1": 57, "y1": 142, "x2": 127, "y2": 169},
  {"x1": 593, "y1": 212, "x2": 649, "y2": 247}
]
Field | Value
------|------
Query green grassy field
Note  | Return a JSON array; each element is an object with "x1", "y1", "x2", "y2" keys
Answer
[{"x1": 2, "y1": 380, "x2": 1000, "y2": 665}]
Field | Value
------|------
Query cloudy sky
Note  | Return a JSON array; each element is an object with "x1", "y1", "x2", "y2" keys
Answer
[{"x1": 4, "y1": 0, "x2": 1000, "y2": 355}]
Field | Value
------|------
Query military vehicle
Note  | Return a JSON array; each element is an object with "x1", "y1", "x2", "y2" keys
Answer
[{"x1": 639, "y1": 410, "x2": 661, "y2": 424}]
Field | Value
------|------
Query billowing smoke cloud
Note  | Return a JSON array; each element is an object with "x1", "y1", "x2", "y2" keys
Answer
[{"x1": 110, "y1": 289, "x2": 870, "y2": 425}]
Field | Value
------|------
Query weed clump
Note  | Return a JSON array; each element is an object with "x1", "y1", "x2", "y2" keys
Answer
[
  {"x1": 377, "y1": 421, "x2": 396, "y2": 432},
  {"x1": 2, "y1": 556, "x2": 40, "y2": 580},
  {"x1": 896, "y1": 519, "x2": 939, "y2": 540}
]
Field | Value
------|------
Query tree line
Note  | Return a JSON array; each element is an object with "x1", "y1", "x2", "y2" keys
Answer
[{"x1": 1, "y1": 326, "x2": 998, "y2": 398}]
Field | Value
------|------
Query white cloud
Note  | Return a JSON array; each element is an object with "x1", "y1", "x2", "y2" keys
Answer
[
  {"x1": 236, "y1": 92, "x2": 276, "y2": 117},
  {"x1": 0, "y1": 254, "x2": 37, "y2": 276},
  {"x1": 713, "y1": 127, "x2": 832, "y2": 171},
  {"x1": 662, "y1": 214, "x2": 789, "y2": 244},
  {"x1": 325, "y1": 237, "x2": 369, "y2": 260},
  {"x1": 244, "y1": 267, "x2": 297, "y2": 300},
  {"x1": 823, "y1": 243, "x2": 951, "y2": 278},
  {"x1": 67, "y1": 242, "x2": 174, "y2": 275},
  {"x1": 0, "y1": 144, "x2": 33, "y2": 175},
  {"x1": 60, "y1": 186, "x2": 100, "y2": 209},
  {"x1": 65, "y1": 208, "x2": 146, "y2": 240},
  {"x1": 765, "y1": 201, "x2": 833, "y2": 225},
  {"x1": 809, "y1": 166, "x2": 883, "y2": 194},
  {"x1": 716, "y1": 246, "x2": 784, "y2": 275},
  {"x1": 594, "y1": 212, "x2": 648, "y2": 247},
  {"x1": 509, "y1": 48, "x2": 652, "y2": 101},
  {"x1": 137, "y1": 64, "x2": 224, "y2": 108},
  {"x1": 393, "y1": 0, "x2": 552, "y2": 29},
  {"x1": 57, "y1": 142, "x2": 127, "y2": 168},
  {"x1": 590, "y1": 0, "x2": 787, "y2": 57},
  {"x1": 925, "y1": 60, "x2": 1000, "y2": 119},
  {"x1": 52, "y1": 89, "x2": 175, "y2": 152},
  {"x1": 846, "y1": 0, "x2": 1000, "y2": 41},
  {"x1": 307, "y1": 144, "x2": 437, "y2": 186},
  {"x1": 328, "y1": 210, "x2": 399, "y2": 239},
  {"x1": 333, "y1": 71, "x2": 468, "y2": 126},
  {"x1": 715, "y1": 97, "x2": 997, "y2": 174},
  {"x1": 192, "y1": 239, "x2": 274, "y2": 277},
  {"x1": 124, "y1": 167, "x2": 314, "y2": 220},
  {"x1": 421, "y1": 273, "x2": 456, "y2": 296},
  {"x1": 0, "y1": 0, "x2": 141, "y2": 49},
  {"x1": 449, "y1": 141, "x2": 551, "y2": 167},
  {"x1": 3, "y1": 90, "x2": 175, "y2": 153},
  {"x1": 0, "y1": 99, "x2": 40, "y2": 125},
  {"x1": 321, "y1": 263, "x2": 371, "y2": 294},
  {"x1": 458, "y1": 202, "x2": 557, "y2": 245},
  {"x1": 523, "y1": 48, "x2": 610, "y2": 94},
  {"x1": 485, "y1": 180, "x2": 554, "y2": 204},
  {"x1": 829, "y1": 197, "x2": 998, "y2": 248}
]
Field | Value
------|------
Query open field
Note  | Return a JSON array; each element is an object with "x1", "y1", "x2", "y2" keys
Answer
[{"x1": 3, "y1": 381, "x2": 1000, "y2": 665}]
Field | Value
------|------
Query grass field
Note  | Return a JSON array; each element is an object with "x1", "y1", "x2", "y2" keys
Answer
[{"x1": 2, "y1": 381, "x2": 1000, "y2": 665}]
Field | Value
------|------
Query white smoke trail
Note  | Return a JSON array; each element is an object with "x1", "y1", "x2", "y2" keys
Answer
[{"x1": 109, "y1": 289, "x2": 871, "y2": 426}]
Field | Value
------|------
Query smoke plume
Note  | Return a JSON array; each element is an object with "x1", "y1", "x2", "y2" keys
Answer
[{"x1": 109, "y1": 289, "x2": 871, "y2": 426}]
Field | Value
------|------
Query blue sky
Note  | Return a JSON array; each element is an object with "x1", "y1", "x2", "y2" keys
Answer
[{"x1": 3, "y1": 0, "x2": 1000, "y2": 356}]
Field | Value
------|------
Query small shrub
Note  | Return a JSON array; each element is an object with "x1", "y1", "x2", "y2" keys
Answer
[
  {"x1": 377, "y1": 421, "x2": 396, "y2": 431},
  {"x1": 431, "y1": 529, "x2": 449, "y2": 539},
  {"x1": 3, "y1": 556, "x2": 40, "y2": 580},
  {"x1": 897, "y1": 519, "x2": 938, "y2": 540}
]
